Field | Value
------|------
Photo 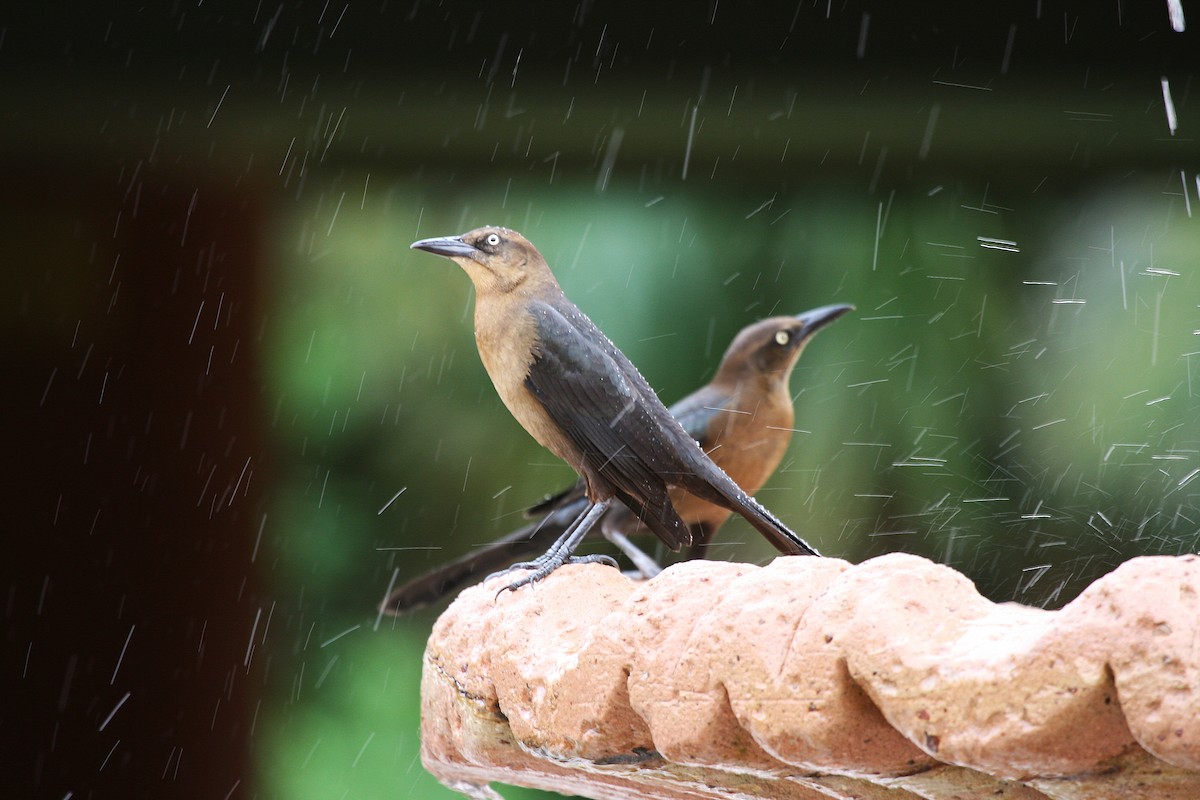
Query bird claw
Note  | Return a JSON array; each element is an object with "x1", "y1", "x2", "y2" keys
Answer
[{"x1": 488, "y1": 553, "x2": 619, "y2": 599}]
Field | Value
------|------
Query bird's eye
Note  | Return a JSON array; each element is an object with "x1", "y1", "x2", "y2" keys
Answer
[
  {"x1": 774, "y1": 330, "x2": 791, "y2": 346},
  {"x1": 485, "y1": 233, "x2": 502, "y2": 247}
]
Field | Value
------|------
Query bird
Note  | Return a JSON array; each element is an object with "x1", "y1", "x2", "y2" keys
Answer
[
  {"x1": 381, "y1": 303, "x2": 852, "y2": 612},
  {"x1": 406, "y1": 226, "x2": 822, "y2": 596}
]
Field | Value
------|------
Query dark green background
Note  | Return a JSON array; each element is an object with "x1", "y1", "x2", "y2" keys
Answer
[{"x1": 6, "y1": 2, "x2": 1198, "y2": 798}]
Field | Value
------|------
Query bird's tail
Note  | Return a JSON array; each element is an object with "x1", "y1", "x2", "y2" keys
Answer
[
  {"x1": 379, "y1": 504, "x2": 581, "y2": 614},
  {"x1": 524, "y1": 482, "x2": 586, "y2": 517},
  {"x1": 736, "y1": 490, "x2": 821, "y2": 556},
  {"x1": 685, "y1": 465, "x2": 821, "y2": 556}
]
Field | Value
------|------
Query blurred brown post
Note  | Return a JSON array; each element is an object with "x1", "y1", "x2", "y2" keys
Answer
[{"x1": 5, "y1": 160, "x2": 268, "y2": 798}]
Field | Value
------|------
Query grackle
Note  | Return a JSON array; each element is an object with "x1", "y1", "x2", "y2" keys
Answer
[
  {"x1": 382, "y1": 303, "x2": 851, "y2": 612},
  {"x1": 405, "y1": 226, "x2": 822, "y2": 596}
]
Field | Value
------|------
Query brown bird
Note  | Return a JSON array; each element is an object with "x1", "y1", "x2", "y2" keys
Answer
[
  {"x1": 382, "y1": 303, "x2": 852, "y2": 612},
  {"x1": 407, "y1": 226, "x2": 821, "y2": 594}
]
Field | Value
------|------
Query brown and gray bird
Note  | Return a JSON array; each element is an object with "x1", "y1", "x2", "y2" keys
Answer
[
  {"x1": 407, "y1": 226, "x2": 821, "y2": 594},
  {"x1": 382, "y1": 303, "x2": 852, "y2": 612}
]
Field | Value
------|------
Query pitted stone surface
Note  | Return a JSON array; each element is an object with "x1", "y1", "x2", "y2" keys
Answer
[{"x1": 419, "y1": 554, "x2": 1200, "y2": 799}]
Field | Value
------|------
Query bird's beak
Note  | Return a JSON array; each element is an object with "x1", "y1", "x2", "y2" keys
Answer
[
  {"x1": 794, "y1": 303, "x2": 854, "y2": 338},
  {"x1": 410, "y1": 235, "x2": 479, "y2": 260}
]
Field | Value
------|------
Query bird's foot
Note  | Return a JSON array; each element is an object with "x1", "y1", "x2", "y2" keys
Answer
[{"x1": 488, "y1": 553, "x2": 618, "y2": 598}]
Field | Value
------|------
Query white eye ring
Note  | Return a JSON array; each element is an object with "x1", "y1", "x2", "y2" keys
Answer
[
  {"x1": 485, "y1": 233, "x2": 501, "y2": 246},
  {"x1": 774, "y1": 330, "x2": 791, "y2": 346}
]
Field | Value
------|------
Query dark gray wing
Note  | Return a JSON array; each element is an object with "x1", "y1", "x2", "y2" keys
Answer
[
  {"x1": 667, "y1": 384, "x2": 734, "y2": 450},
  {"x1": 523, "y1": 301, "x2": 693, "y2": 549},
  {"x1": 525, "y1": 382, "x2": 730, "y2": 518},
  {"x1": 525, "y1": 300, "x2": 818, "y2": 556}
]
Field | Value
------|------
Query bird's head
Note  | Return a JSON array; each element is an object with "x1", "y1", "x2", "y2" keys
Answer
[
  {"x1": 716, "y1": 303, "x2": 854, "y2": 385},
  {"x1": 410, "y1": 226, "x2": 556, "y2": 295}
]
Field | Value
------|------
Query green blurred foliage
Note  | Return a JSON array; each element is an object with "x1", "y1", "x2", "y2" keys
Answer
[{"x1": 262, "y1": 620, "x2": 471, "y2": 800}]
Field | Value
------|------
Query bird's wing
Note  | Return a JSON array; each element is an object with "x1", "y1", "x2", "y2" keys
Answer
[
  {"x1": 526, "y1": 302, "x2": 816, "y2": 557},
  {"x1": 523, "y1": 302, "x2": 692, "y2": 549},
  {"x1": 667, "y1": 385, "x2": 733, "y2": 448},
  {"x1": 525, "y1": 384, "x2": 728, "y2": 518}
]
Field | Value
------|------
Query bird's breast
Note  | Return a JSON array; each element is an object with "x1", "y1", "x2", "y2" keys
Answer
[
  {"x1": 474, "y1": 302, "x2": 535, "y2": 399},
  {"x1": 706, "y1": 386, "x2": 794, "y2": 492},
  {"x1": 472, "y1": 298, "x2": 578, "y2": 461}
]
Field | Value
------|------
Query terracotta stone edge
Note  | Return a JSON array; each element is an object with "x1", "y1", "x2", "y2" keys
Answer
[{"x1": 418, "y1": 552, "x2": 1200, "y2": 800}]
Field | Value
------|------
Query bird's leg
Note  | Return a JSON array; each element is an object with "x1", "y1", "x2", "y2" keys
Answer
[
  {"x1": 490, "y1": 499, "x2": 616, "y2": 595},
  {"x1": 602, "y1": 524, "x2": 662, "y2": 580}
]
